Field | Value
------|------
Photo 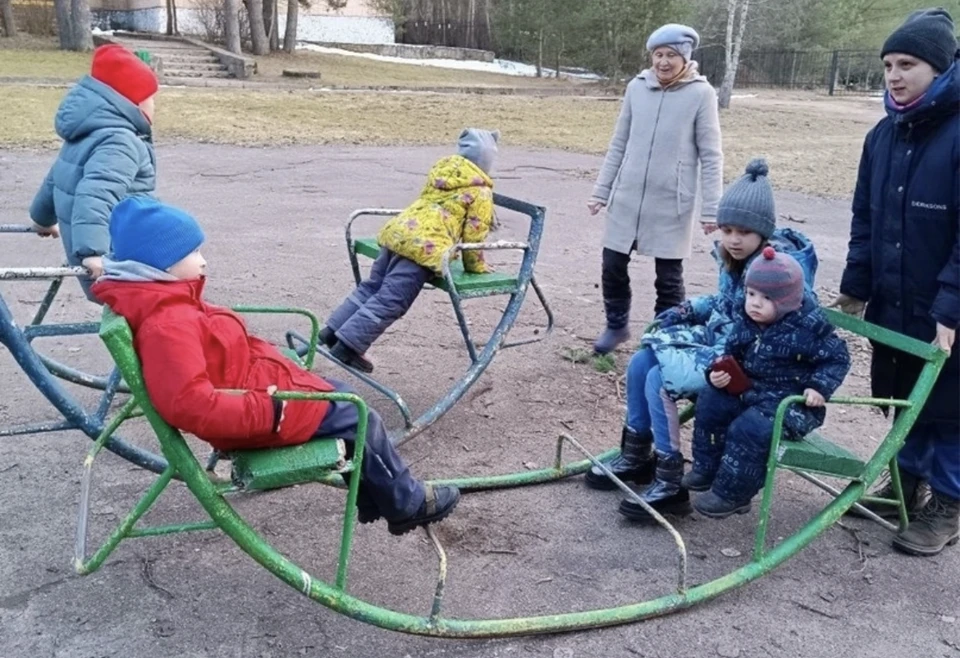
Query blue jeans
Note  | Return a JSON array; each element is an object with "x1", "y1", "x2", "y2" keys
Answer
[
  {"x1": 898, "y1": 421, "x2": 960, "y2": 500},
  {"x1": 626, "y1": 347, "x2": 681, "y2": 457}
]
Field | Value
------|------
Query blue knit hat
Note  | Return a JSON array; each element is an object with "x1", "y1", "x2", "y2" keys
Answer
[
  {"x1": 745, "y1": 247, "x2": 804, "y2": 320},
  {"x1": 109, "y1": 197, "x2": 205, "y2": 271},
  {"x1": 458, "y1": 128, "x2": 500, "y2": 174},
  {"x1": 646, "y1": 24, "x2": 700, "y2": 61},
  {"x1": 716, "y1": 158, "x2": 776, "y2": 239},
  {"x1": 881, "y1": 8, "x2": 958, "y2": 74}
]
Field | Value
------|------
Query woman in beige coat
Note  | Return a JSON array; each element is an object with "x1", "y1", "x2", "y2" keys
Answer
[{"x1": 589, "y1": 23, "x2": 724, "y2": 354}]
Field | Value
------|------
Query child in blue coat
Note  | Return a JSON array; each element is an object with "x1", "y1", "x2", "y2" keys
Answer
[
  {"x1": 30, "y1": 44, "x2": 159, "y2": 301},
  {"x1": 687, "y1": 248, "x2": 851, "y2": 518},
  {"x1": 586, "y1": 160, "x2": 818, "y2": 524}
]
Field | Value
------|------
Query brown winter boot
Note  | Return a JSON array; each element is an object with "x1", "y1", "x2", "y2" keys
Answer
[
  {"x1": 891, "y1": 490, "x2": 960, "y2": 557},
  {"x1": 846, "y1": 470, "x2": 928, "y2": 519}
]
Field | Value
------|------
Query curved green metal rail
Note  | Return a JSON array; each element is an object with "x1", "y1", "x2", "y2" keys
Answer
[{"x1": 77, "y1": 307, "x2": 947, "y2": 638}]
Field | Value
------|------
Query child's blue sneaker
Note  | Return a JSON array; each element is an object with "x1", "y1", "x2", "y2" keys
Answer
[{"x1": 693, "y1": 490, "x2": 751, "y2": 518}]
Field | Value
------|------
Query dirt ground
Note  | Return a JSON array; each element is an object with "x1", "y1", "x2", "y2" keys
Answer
[{"x1": 1, "y1": 144, "x2": 958, "y2": 658}]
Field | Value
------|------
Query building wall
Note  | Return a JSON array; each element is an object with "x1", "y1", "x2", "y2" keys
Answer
[{"x1": 87, "y1": 0, "x2": 394, "y2": 44}]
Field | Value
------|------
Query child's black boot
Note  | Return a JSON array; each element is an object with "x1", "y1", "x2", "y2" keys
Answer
[
  {"x1": 619, "y1": 451, "x2": 691, "y2": 521},
  {"x1": 585, "y1": 427, "x2": 656, "y2": 490},
  {"x1": 330, "y1": 340, "x2": 375, "y2": 374}
]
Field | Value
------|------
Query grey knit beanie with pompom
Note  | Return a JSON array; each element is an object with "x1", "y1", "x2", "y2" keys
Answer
[{"x1": 716, "y1": 158, "x2": 776, "y2": 239}]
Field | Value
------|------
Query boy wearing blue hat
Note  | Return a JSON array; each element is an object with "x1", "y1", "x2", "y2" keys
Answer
[{"x1": 92, "y1": 197, "x2": 460, "y2": 536}]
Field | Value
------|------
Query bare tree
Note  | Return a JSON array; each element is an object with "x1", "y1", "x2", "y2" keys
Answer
[
  {"x1": 166, "y1": 0, "x2": 179, "y2": 35},
  {"x1": 54, "y1": 0, "x2": 92, "y2": 50},
  {"x1": 225, "y1": 0, "x2": 241, "y2": 53},
  {"x1": 245, "y1": 0, "x2": 269, "y2": 55},
  {"x1": 282, "y1": 0, "x2": 298, "y2": 53},
  {"x1": 717, "y1": 0, "x2": 750, "y2": 109},
  {"x1": 1, "y1": 0, "x2": 17, "y2": 37}
]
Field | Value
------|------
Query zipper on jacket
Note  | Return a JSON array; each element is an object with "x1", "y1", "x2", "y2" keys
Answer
[{"x1": 634, "y1": 90, "x2": 668, "y2": 237}]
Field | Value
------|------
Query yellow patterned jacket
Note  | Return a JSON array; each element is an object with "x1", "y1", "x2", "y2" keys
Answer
[{"x1": 378, "y1": 155, "x2": 495, "y2": 274}]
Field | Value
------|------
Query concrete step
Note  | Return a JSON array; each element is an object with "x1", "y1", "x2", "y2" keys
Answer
[
  {"x1": 164, "y1": 70, "x2": 233, "y2": 79},
  {"x1": 162, "y1": 63, "x2": 228, "y2": 72},
  {"x1": 160, "y1": 54, "x2": 221, "y2": 63}
]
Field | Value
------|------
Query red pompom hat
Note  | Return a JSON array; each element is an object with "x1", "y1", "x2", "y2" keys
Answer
[{"x1": 90, "y1": 44, "x2": 159, "y2": 105}]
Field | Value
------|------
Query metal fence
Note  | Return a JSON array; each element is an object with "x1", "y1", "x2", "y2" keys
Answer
[{"x1": 696, "y1": 46, "x2": 884, "y2": 96}]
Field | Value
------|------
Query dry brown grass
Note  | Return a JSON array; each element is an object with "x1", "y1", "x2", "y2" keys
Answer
[
  {"x1": 0, "y1": 35, "x2": 90, "y2": 79},
  {"x1": 0, "y1": 85, "x2": 883, "y2": 197}
]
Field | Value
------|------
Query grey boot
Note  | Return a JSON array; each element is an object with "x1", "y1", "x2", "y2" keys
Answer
[
  {"x1": 619, "y1": 452, "x2": 692, "y2": 522},
  {"x1": 594, "y1": 296, "x2": 631, "y2": 355},
  {"x1": 891, "y1": 490, "x2": 960, "y2": 557},
  {"x1": 846, "y1": 470, "x2": 929, "y2": 520},
  {"x1": 584, "y1": 427, "x2": 656, "y2": 490}
]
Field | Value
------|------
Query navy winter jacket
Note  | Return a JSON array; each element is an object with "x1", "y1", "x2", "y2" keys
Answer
[
  {"x1": 839, "y1": 60, "x2": 959, "y2": 425},
  {"x1": 720, "y1": 296, "x2": 851, "y2": 438},
  {"x1": 30, "y1": 76, "x2": 156, "y2": 265}
]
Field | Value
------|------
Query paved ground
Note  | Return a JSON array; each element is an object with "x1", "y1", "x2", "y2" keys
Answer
[{"x1": 1, "y1": 145, "x2": 957, "y2": 658}]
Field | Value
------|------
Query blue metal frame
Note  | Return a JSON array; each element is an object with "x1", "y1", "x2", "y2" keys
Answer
[{"x1": 309, "y1": 193, "x2": 552, "y2": 446}]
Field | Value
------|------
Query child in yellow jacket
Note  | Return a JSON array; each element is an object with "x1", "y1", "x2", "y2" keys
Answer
[{"x1": 322, "y1": 128, "x2": 500, "y2": 373}]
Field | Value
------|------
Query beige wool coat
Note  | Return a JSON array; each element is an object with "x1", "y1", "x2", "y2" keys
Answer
[{"x1": 591, "y1": 69, "x2": 723, "y2": 259}]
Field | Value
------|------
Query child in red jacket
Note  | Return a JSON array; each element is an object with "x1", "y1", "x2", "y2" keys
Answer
[{"x1": 92, "y1": 197, "x2": 460, "y2": 535}]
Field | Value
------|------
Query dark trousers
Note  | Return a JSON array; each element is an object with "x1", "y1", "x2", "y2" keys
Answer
[
  {"x1": 898, "y1": 421, "x2": 960, "y2": 500},
  {"x1": 327, "y1": 248, "x2": 433, "y2": 354},
  {"x1": 313, "y1": 380, "x2": 424, "y2": 520},
  {"x1": 691, "y1": 386, "x2": 782, "y2": 504},
  {"x1": 601, "y1": 246, "x2": 686, "y2": 326}
]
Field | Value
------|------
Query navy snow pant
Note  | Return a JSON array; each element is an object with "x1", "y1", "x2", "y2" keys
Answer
[
  {"x1": 691, "y1": 386, "x2": 792, "y2": 505},
  {"x1": 313, "y1": 380, "x2": 424, "y2": 521},
  {"x1": 326, "y1": 248, "x2": 433, "y2": 354},
  {"x1": 898, "y1": 421, "x2": 960, "y2": 500}
]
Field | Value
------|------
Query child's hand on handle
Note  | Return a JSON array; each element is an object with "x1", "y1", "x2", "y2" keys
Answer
[
  {"x1": 266, "y1": 385, "x2": 287, "y2": 433},
  {"x1": 33, "y1": 223, "x2": 59, "y2": 238},
  {"x1": 709, "y1": 370, "x2": 732, "y2": 389},
  {"x1": 587, "y1": 200, "x2": 605, "y2": 216},
  {"x1": 803, "y1": 388, "x2": 825, "y2": 407},
  {"x1": 934, "y1": 323, "x2": 956, "y2": 353},
  {"x1": 81, "y1": 256, "x2": 103, "y2": 279}
]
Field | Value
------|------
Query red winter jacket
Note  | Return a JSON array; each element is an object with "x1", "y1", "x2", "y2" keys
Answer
[{"x1": 93, "y1": 278, "x2": 333, "y2": 452}]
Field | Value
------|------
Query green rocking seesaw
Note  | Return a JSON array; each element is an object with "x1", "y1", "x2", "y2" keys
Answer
[{"x1": 73, "y1": 307, "x2": 945, "y2": 637}]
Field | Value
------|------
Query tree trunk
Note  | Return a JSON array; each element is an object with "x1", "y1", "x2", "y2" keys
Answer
[
  {"x1": 282, "y1": 0, "x2": 298, "y2": 53},
  {"x1": 1, "y1": 0, "x2": 17, "y2": 37},
  {"x1": 718, "y1": 0, "x2": 750, "y2": 109},
  {"x1": 245, "y1": 0, "x2": 269, "y2": 55},
  {"x1": 263, "y1": 0, "x2": 278, "y2": 51},
  {"x1": 55, "y1": 0, "x2": 92, "y2": 51},
  {"x1": 165, "y1": 0, "x2": 179, "y2": 35},
  {"x1": 225, "y1": 0, "x2": 241, "y2": 54}
]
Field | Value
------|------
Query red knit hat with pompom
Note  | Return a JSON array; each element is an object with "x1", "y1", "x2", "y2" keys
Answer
[{"x1": 90, "y1": 44, "x2": 158, "y2": 105}]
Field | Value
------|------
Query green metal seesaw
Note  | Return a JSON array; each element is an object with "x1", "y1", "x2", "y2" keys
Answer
[{"x1": 73, "y1": 307, "x2": 945, "y2": 637}]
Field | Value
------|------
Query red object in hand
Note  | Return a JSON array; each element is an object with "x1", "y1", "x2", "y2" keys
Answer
[{"x1": 712, "y1": 355, "x2": 752, "y2": 395}]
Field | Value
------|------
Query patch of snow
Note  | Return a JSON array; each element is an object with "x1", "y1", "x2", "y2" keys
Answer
[{"x1": 296, "y1": 43, "x2": 601, "y2": 80}]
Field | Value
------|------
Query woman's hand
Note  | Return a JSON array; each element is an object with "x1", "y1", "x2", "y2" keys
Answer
[
  {"x1": 709, "y1": 370, "x2": 732, "y2": 389},
  {"x1": 828, "y1": 294, "x2": 866, "y2": 317},
  {"x1": 701, "y1": 219, "x2": 719, "y2": 235},
  {"x1": 803, "y1": 388, "x2": 825, "y2": 408},
  {"x1": 587, "y1": 200, "x2": 606, "y2": 216},
  {"x1": 934, "y1": 323, "x2": 956, "y2": 353}
]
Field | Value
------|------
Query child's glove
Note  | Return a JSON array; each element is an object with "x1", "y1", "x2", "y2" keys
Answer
[{"x1": 655, "y1": 303, "x2": 691, "y2": 329}]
